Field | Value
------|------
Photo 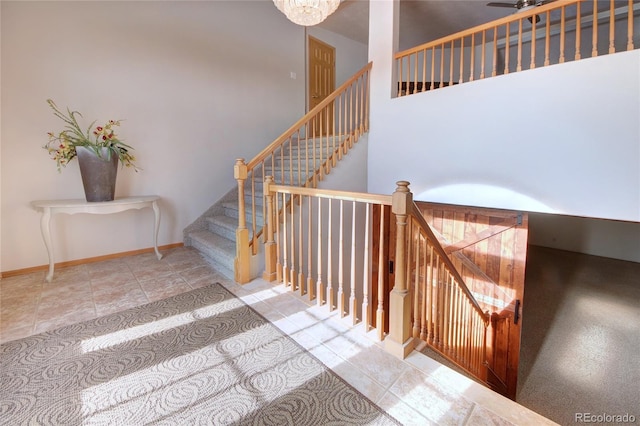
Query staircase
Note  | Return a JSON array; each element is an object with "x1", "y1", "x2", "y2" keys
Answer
[
  {"x1": 181, "y1": 61, "x2": 508, "y2": 401},
  {"x1": 184, "y1": 62, "x2": 373, "y2": 282},
  {"x1": 183, "y1": 140, "x2": 335, "y2": 279}
]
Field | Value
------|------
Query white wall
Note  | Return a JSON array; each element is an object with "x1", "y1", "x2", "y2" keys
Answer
[
  {"x1": 528, "y1": 213, "x2": 640, "y2": 263},
  {"x1": 368, "y1": 0, "x2": 640, "y2": 261},
  {"x1": 1, "y1": 1, "x2": 308, "y2": 272},
  {"x1": 368, "y1": 15, "x2": 640, "y2": 221},
  {"x1": 0, "y1": 1, "x2": 369, "y2": 273}
]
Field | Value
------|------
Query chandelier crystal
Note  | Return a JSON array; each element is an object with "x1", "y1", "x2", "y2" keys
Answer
[{"x1": 273, "y1": 0, "x2": 341, "y2": 26}]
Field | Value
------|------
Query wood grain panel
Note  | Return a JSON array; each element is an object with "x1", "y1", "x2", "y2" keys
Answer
[{"x1": 415, "y1": 201, "x2": 528, "y2": 400}]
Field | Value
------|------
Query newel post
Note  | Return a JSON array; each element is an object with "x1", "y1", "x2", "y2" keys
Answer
[
  {"x1": 234, "y1": 158, "x2": 251, "y2": 284},
  {"x1": 262, "y1": 176, "x2": 277, "y2": 282},
  {"x1": 385, "y1": 180, "x2": 415, "y2": 359}
]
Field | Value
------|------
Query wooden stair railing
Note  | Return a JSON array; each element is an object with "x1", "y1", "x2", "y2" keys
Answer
[
  {"x1": 396, "y1": 0, "x2": 639, "y2": 96},
  {"x1": 262, "y1": 178, "x2": 393, "y2": 333},
  {"x1": 234, "y1": 62, "x2": 372, "y2": 283},
  {"x1": 260, "y1": 179, "x2": 491, "y2": 384},
  {"x1": 404, "y1": 201, "x2": 491, "y2": 381}
]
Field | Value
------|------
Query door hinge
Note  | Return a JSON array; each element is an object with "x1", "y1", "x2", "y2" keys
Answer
[
  {"x1": 514, "y1": 299, "x2": 521, "y2": 324},
  {"x1": 389, "y1": 260, "x2": 394, "y2": 274}
]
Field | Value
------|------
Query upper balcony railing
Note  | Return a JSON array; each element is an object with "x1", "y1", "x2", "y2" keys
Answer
[{"x1": 395, "y1": 0, "x2": 639, "y2": 96}]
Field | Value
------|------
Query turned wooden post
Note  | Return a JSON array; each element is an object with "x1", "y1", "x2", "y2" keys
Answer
[
  {"x1": 263, "y1": 175, "x2": 277, "y2": 281},
  {"x1": 234, "y1": 158, "x2": 251, "y2": 284},
  {"x1": 385, "y1": 181, "x2": 415, "y2": 359}
]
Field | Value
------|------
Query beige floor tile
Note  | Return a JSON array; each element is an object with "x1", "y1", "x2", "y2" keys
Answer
[
  {"x1": 89, "y1": 267, "x2": 136, "y2": 284},
  {"x1": 389, "y1": 365, "x2": 475, "y2": 425},
  {"x1": 139, "y1": 274, "x2": 192, "y2": 302},
  {"x1": 331, "y1": 359, "x2": 388, "y2": 403},
  {"x1": 92, "y1": 281, "x2": 149, "y2": 316},
  {"x1": 130, "y1": 263, "x2": 175, "y2": 282},
  {"x1": 1, "y1": 271, "x2": 45, "y2": 289},
  {"x1": 85, "y1": 258, "x2": 130, "y2": 278},
  {"x1": 346, "y1": 343, "x2": 412, "y2": 388},
  {"x1": 37, "y1": 299, "x2": 95, "y2": 323},
  {"x1": 179, "y1": 266, "x2": 224, "y2": 288},
  {"x1": 47, "y1": 264, "x2": 90, "y2": 284},
  {"x1": 0, "y1": 324, "x2": 34, "y2": 344},
  {"x1": 376, "y1": 391, "x2": 435, "y2": 426},
  {"x1": 465, "y1": 405, "x2": 515, "y2": 426},
  {"x1": 1, "y1": 301, "x2": 37, "y2": 333},
  {"x1": 35, "y1": 305, "x2": 97, "y2": 334},
  {"x1": 161, "y1": 248, "x2": 210, "y2": 271}
]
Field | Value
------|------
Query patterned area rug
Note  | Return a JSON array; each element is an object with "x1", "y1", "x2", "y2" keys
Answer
[{"x1": 0, "y1": 283, "x2": 400, "y2": 425}]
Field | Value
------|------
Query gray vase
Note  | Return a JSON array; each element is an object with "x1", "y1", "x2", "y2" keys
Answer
[{"x1": 76, "y1": 146, "x2": 118, "y2": 202}]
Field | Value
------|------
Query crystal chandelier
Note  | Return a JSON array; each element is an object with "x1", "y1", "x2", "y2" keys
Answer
[{"x1": 273, "y1": 0, "x2": 341, "y2": 26}]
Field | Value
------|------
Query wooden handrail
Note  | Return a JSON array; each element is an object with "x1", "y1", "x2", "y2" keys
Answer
[
  {"x1": 409, "y1": 202, "x2": 489, "y2": 324},
  {"x1": 395, "y1": 0, "x2": 638, "y2": 96},
  {"x1": 235, "y1": 62, "x2": 372, "y2": 283},
  {"x1": 265, "y1": 181, "x2": 488, "y2": 324},
  {"x1": 269, "y1": 183, "x2": 391, "y2": 205},
  {"x1": 395, "y1": 0, "x2": 580, "y2": 58},
  {"x1": 247, "y1": 62, "x2": 373, "y2": 170}
]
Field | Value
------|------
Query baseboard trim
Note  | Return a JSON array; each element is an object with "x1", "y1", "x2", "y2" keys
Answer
[{"x1": 0, "y1": 243, "x2": 184, "y2": 279}]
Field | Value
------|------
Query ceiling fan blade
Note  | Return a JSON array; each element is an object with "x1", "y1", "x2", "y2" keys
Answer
[{"x1": 486, "y1": 2, "x2": 517, "y2": 8}]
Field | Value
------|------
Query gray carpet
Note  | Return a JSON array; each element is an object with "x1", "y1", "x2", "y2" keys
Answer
[
  {"x1": 517, "y1": 246, "x2": 640, "y2": 426},
  {"x1": 0, "y1": 283, "x2": 400, "y2": 425}
]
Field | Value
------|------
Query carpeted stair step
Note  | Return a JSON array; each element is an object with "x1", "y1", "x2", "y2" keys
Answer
[
  {"x1": 205, "y1": 215, "x2": 238, "y2": 241},
  {"x1": 222, "y1": 201, "x2": 264, "y2": 227},
  {"x1": 188, "y1": 230, "x2": 235, "y2": 279},
  {"x1": 185, "y1": 131, "x2": 357, "y2": 283}
]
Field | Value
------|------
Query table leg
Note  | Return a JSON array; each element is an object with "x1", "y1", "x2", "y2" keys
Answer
[
  {"x1": 40, "y1": 207, "x2": 55, "y2": 282},
  {"x1": 152, "y1": 200, "x2": 163, "y2": 260}
]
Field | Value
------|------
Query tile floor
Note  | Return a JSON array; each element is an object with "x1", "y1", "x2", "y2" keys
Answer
[{"x1": 0, "y1": 246, "x2": 556, "y2": 425}]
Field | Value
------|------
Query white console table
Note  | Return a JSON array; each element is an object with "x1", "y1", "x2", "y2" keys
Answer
[{"x1": 31, "y1": 196, "x2": 162, "y2": 282}]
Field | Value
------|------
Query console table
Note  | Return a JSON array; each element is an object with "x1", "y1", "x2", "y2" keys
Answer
[{"x1": 31, "y1": 196, "x2": 162, "y2": 282}]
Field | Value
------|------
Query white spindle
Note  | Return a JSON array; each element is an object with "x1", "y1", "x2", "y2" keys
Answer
[
  {"x1": 350, "y1": 201, "x2": 357, "y2": 324},
  {"x1": 282, "y1": 193, "x2": 289, "y2": 287},
  {"x1": 316, "y1": 197, "x2": 323, "y2": 305},
  {"x1": 338, "y1": 199, "x2": 345, "y2": 316},
  {"x1": 327, "y1": 199, "x2": 334, "y2": 310},
  {"x1": 376, "y1": 206, "x2": 385, "y2": 341},
  {"x1": 362, "y1": 204, "x2": 371, "y2": 329}
]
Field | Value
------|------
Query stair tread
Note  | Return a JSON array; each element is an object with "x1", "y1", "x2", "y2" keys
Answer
[
  {"x1": 207, "y1": 214, "x2": 237, "y2": 229},
  {"x1": 186, "y1": 130, "x2": 359, "y2": 282},
  {"x1": 190, "y1": 230, "x2": 235, "y2": 254},
  {"x1": 222, "y1": 201, "x2": 265, "y2": 215}
]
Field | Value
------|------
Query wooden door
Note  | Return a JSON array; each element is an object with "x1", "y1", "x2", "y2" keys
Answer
[
  {"x1": 415, "y1": 202, "x2": 529, "y2": 400},
  {"x1": 308, "y1": 36, "x2": 335, "y2": 135}
]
